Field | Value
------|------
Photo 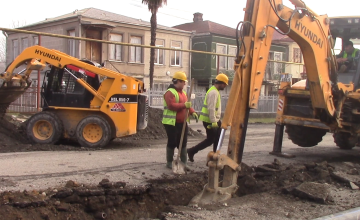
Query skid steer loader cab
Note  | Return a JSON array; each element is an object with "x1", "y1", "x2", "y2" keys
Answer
[
  {"x1": 42, "y1": 63, "x2": 100, "y2": 108},
  {"x1": 274, "y1": 16, "x2": 360, "y2": 152}
]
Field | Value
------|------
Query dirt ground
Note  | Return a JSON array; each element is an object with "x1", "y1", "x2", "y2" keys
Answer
[{"x1": 1, "y1": 109, "x2": 360, "y2": 219}]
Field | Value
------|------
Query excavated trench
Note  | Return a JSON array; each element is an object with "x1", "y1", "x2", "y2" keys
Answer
[
  {"x1": 1, "y1": 158, "x2": 359, "y2": 220},
  {"x1": 0, "y1": 174, "x2": 208, "y2": 220}
]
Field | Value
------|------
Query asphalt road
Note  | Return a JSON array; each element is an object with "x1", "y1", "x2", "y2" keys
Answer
[{"x1": 0, "y1": 123, "x2": 359, "y2": 192}]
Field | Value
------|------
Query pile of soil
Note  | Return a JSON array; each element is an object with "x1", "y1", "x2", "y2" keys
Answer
[{"x1": 0, "y1": 115, "x2": 28, "y2": 145}]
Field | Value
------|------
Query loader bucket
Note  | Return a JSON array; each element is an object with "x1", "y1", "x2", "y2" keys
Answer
[{"x1": 0, "y1": 79, "x2": 31, "y2": 118}]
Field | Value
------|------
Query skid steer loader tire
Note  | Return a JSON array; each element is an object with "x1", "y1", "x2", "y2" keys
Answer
[
  {"x1": 76, "y1": 115, "x2": 111, "y2": 148},
  {"x1": 333, "y1": 132, "x2": 356, "y2": 150},
  {"x1": 26, "y1": 111, "x2": 63, "y2": 144},
  {"x1": 285, "y1": 124, "x2": 327, "y2": 147}
]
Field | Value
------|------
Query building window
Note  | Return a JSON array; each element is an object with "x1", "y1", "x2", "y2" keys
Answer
[
  {"x1": 12, "y1": 39, "x2": 19, "y2": 59},
  {"x1": 33, "y1": 36, "x2": 39, "y2": 45},
  {"x1": 109, "y1": 33, "x2": 122, "y2": 61},
  {"x1": 216, "y1": 44, "x2": 227, "y2": 69},
  {"x1": 171, "y1": 41, "x2": 182, "y2": 66},
  {"x1": 155, "y1": 39, "x2": 164, "y2": 65},
  {"x1": 265, "y1": 51, "x2": 283, "y2": 81},
  {"x1": 21, "y1": 38, "x2": 28, "y2": 52},
  {"x1": 228, "y1": 46, "x2": 237, "y2": 70},
  {"x1": 68, "y1": 30, "x2": 76, "y2": 57},
  {"x1": 293, "y1": 48, "x2": 302, "y2": 63},
  {"x1": 129, "y1": 36, "x2": 142, "y2": 63}
]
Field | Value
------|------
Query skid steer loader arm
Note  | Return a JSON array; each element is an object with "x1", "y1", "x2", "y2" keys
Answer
[
  {"x1": 0, "y1": 45, "x2": 144, "y2": 117},
  {"x1": 191, "y1": 0, "x2": 341, "y2": 205}
]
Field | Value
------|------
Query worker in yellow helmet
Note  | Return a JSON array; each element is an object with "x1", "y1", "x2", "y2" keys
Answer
[
  {"x1": 187, "y1": 73, "x2": 228, "y2": 162},
  {"x1": 162, "y1": 71, "x2": 198, "y2": 169}
]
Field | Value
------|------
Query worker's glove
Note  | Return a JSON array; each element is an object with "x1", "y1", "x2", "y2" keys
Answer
[
  {"x1": 192, "y1": 113, "x2": 199, "y2": 123},
  {"x1": 184, "y1": 102, "x2": 192, "y2": 109},
  {"x1": 207, "y1": 122, "x2": 219, "y2": 129}
]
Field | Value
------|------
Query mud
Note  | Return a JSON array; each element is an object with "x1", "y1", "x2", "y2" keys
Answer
[
  {"x1": 2, "y1": 158, "x2": 360, "y2": 219},
  {"x1": 0, "y1": 174, "x2": 208, "y2": 220}
]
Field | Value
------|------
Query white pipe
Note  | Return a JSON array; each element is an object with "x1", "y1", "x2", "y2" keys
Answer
[{"x1": 313, "y1": 207, "x2": 360, "y2": 220}]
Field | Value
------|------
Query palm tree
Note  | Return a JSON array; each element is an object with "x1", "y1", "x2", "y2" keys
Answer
[{"x1": 142, "y1": 0, "x2": 167, "y2": 89}]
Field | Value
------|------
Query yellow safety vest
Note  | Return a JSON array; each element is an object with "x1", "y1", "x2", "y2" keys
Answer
[
  {"x1": 343, "y1": 48, "x2": 359, "y2": 58},
  {"x1": 162, "y1": 88, "x2": 186, "y2": 126},
  {"x1": 199, "y1": 86, "x2": 220, "y2": 123}
]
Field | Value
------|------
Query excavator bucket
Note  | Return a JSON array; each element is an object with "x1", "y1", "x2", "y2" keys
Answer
[
  {"x1": 0, "y1": 58, "x2": 44, "y2": 118},
  {"x1": 0, "y1": 77, "x2": 32, "y2": 118}
]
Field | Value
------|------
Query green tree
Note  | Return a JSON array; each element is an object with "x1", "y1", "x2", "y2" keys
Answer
[{"x1": 142, "y1": 0, "x2": 167, "y2": 89}]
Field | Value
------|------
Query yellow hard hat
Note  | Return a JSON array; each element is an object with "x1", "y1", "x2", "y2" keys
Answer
[
  {"x1": 215, "y1": 73, "x2": 229, "y2": 85},
  {"x1": 173, "y1": 71, "x2": 188, "y2": 82}
]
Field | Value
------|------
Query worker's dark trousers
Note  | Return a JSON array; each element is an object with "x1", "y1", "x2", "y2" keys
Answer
[
  {"x1": 188, "y1": 120, "x2": 221, "y2": 155},
  {"x1": 163, "y1": 123, "x2": 188, "y2": 163}
]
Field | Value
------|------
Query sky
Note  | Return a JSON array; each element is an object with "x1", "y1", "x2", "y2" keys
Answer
[
  {"x1": 0, "y1": 0, "x2": 358, "y2": 53},
  {"x1": 0, "y1": 0, "x2": 358, "y2": 31}
]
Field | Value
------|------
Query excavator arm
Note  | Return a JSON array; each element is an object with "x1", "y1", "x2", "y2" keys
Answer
[{"x1": 191, "y1": 0, "x2": 342, "y2": 205}]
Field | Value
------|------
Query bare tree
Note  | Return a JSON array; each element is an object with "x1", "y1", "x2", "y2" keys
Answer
[
  {"x1": 11, "y1": 20, "x2": 27, "y2": 28},
  {"x1": 0, "y1": 36, "x2": 5, "y2": 62}
]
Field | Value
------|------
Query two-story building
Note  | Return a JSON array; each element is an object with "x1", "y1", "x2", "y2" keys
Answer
[
  {"x1": 175, "y1": 13, "x2": 305, "y2": 95},
  {"x1": 174, "y1": 13, "x2": 238, "y2": 92},
  {"x1": 263, "y1": 32, "x2": 304, "y2": 95},
  {"x1": 5, "y1": 8, "x2": 191, "y2": 89}
]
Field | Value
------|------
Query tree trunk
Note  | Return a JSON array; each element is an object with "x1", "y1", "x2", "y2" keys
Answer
[{"x1": 149, "y1": 12, "x2": 157, "y2": 90}]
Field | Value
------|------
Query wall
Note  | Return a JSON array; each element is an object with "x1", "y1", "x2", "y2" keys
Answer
[
  {"x1": 83, "y1": 18, "x2": 192, "y2": 89},
  {"x1": 285, "y1": 42, "x2": 304, "y2": 79},
  {"x1": 5, "y1": 18, "x2": 80, "y2": 81}
]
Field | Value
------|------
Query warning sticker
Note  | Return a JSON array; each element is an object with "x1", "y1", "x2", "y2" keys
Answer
[{"x1": 110, "y1": 103, "x2": 126, "y2": 112}]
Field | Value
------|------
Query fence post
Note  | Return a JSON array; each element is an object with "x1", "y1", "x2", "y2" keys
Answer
[
  {"x1": 37, "y1": 35, "x2": 41, "y2": 111},
  {"x1": 272, "y1": 95, "x2": 275, "y2": 113}
]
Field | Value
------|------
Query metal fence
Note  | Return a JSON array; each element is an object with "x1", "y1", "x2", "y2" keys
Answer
[
  {"x1": 6, "y1": 87, "x2": 279, "y2": 114},
  {"x1": 7, "y1": 80, "x2": 39, "y2": 113},
  {"x1": 148, "y1": 90, "x2": 278, "y2": 113}
]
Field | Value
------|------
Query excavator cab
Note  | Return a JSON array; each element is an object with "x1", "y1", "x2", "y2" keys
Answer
[{"x1": 330, "y1": 16, "x2": 360, "y2": 89}]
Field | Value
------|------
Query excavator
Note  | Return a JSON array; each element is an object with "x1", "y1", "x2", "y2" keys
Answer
[
  {"x1": 0, "y1": 45, "x2": 148, "y2": 148},
  {"x1": 191, "y1": 0, "x2": 360, "y2": 205},
  {"x1": 272, "y1": 15, "x2": 360, "y2": 155}
]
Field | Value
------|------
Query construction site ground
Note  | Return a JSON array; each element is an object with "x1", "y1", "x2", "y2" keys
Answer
[{"x1": 1, "y1": 109, "x2": 360, "y2": 219}]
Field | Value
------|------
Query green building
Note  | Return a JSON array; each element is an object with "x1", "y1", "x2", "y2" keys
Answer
[{"x1": 174, "y1": 13, "x2": 303, "y2": 95}]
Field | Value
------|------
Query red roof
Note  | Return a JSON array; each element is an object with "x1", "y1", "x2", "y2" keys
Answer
[
  {"x1": 272, "y1": 31, "x2": 294, "y2": 42},
  {"x1": 173, "y1": 20, "x2": 239, "y2": 38}
]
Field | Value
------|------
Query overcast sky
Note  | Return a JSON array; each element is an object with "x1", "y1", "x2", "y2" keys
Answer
[{"x1": 0, "y1": 0, "x2": 357, "y2": 31}]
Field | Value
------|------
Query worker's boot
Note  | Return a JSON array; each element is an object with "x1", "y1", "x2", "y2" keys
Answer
[
  {"x1": 181, "y1": 147, "x2": 191, "y2": 171},
  {"x1": 187, "y1": 148, "x2": 195, "y2": 162},
  {"x1": 166, "y1": 147, "x2": 174, "y2": 169}
]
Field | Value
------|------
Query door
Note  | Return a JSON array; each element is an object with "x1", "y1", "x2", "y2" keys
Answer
[{"x1": 85, "y1": 29, "x2": 102, "y2": 63}]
